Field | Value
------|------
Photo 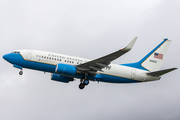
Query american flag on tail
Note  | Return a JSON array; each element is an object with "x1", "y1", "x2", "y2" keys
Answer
[{"x1": 154, "y1": 53, "x2": 163, "y2": 59}]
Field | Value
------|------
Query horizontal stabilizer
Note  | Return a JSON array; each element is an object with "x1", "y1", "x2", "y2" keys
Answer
[{"x1": 147, "y1": 68, "x2": 177, "y2": 76}]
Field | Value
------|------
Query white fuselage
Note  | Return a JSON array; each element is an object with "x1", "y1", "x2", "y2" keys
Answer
[{"x1": 18, "y1": 50, "x2": 160, "y2": 82}]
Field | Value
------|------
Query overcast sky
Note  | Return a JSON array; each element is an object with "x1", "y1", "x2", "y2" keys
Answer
[{"x1": 0, "y1": 0, "x2": 180, "y2": 120}]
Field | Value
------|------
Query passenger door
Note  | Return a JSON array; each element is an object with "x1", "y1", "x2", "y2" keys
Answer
[
  {"x1": 26, "y1": 50, "x2": 32, "y2": 60},
  {"x1": 131, "y1": 69, "x2": 136, "y2": 80}
]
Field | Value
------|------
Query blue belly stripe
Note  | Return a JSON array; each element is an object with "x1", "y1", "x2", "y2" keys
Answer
[{"x1": 11, "y1": 54, "x2": 140, "y2": 83}]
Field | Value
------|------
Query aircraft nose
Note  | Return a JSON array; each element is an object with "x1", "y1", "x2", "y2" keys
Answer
[{"x1": 3, "y1": 53, "x2": 11, "y2": 61}]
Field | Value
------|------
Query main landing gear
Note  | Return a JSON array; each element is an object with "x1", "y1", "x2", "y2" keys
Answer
[{"x1": 79, "y1": 77, "x2": 89, "y2": 90}]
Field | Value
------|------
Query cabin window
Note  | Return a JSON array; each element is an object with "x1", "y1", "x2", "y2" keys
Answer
[
  {"x1": 52, "y1": 58, "x2": 54, "y2": 60},
  {"x1": 44, "y1": 56, "x2": 46, "y2": 59},
  {"x1": 54, "y1": 58, "x2": 56, "y2": 60},
  {"x1": 13, "y1": 51, "x2": 20, "y2": 54},
  {"x1": 42, "y1": 56, "x2": 43, "y2": 58}
]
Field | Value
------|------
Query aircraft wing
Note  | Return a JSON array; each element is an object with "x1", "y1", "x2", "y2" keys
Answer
[{"x1": 76, "y1": 37, "x2": 138, "y2": 74}]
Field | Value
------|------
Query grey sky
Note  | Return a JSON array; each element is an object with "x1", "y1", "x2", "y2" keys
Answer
[{"x1": 0, "y1": 0, "x2": 180, "y2": 120}]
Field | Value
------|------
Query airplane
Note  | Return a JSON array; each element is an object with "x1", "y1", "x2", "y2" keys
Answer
[{"x1": 3, "y1": 37, "x2": 177, "y2": 89}]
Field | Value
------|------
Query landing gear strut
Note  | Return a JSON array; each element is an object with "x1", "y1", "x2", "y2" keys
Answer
[
  {"x1": 79, "y1": 77, "x2": 89, "y2": 90},
  {"x1": 19, "y1": 71, "x2": 23, "y2": 75}
]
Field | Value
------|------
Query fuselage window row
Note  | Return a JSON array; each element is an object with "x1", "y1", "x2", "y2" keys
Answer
[
  {"x1": 36, "y1": 55, "x2": 81, "y2": 65},
  {"x1": 37, "y1": 55, "x2": 62, "y2": 62},
  {"x1": 36, "y1": 55, "x2": 85, "y2": 65}
]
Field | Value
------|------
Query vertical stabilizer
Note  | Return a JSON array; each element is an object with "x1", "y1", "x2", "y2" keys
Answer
[
  {"x1": 121, "y1": 38, "x2": 172, "y2": 72},
  {"x1": 140, "y1": 39, "x2": 171, "y2": 71}
]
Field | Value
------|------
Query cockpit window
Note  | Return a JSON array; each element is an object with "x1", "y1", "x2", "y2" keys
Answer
[{"x1": 13, "y1": 51, "x2": 20, "y2": 54}]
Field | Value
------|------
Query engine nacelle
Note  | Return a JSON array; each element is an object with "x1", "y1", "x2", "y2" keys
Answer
[
  {"x1": 55, "y1": 63, "x2": 77, "y2": 76},
  {"x1": 51, "y1": 73, "x2": 74, "y2": 83}
]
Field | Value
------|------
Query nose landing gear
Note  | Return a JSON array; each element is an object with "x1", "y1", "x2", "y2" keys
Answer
[{"x1": 19, "y1": 70, "x2": 23, "y2": 75}]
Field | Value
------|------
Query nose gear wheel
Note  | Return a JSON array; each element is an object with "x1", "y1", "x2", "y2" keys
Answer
[{"x1": 19, "y1": 71, "x2": 23, "y2": 75}]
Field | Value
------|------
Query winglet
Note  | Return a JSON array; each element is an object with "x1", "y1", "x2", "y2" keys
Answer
[{"x1": 123, "y1": 37, "x2": 138, "y2": 51}]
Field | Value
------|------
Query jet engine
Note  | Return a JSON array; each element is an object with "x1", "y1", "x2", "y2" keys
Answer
[
  {"x1": 55, "y1": 63, "x2": 77, "y2": 76},
  {"x1": 51, "y1": 73, "x2": 74, "y2": 83}
]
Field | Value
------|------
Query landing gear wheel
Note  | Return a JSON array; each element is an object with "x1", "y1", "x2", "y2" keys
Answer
[
  {"x1": 83, "y1": 80, "x2": 89, "y2": 85},
  {"x1": 19, "y1": 71, "x2": 23, "y2": 75},
  {"x1": 79, "y1": 83, "x2": 85, "y2": 89}
]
